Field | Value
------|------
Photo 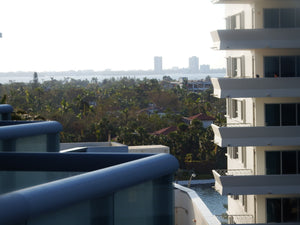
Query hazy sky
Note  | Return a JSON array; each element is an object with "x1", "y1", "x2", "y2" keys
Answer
[{"x1": 0, "y1": 0, "x2": 225, "y2": 72}]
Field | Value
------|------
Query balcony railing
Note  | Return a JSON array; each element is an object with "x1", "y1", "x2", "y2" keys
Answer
[
  {"x1": 216, "y1": 214, "x2": 254, "y2": 224},
  {"x1": 211, "y1": 77, "x2": 300, "y2": 98},
  {"x1": 0, "y1": 153, "x2": 179, "y2": 225}
]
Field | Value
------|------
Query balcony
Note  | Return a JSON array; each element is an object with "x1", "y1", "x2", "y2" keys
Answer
[
  {"x1": 212, "y1": 169, "x2": 300, "y2": 195},
  {"x1": 211, "y1": 28, "x2": 300, "y2": 50},
  {"x1": 211, "y1": 124, "x2": 300, "y2": 147},
  {"x1": 211, "y1": 77, "x2": 300, "y2": 98}
]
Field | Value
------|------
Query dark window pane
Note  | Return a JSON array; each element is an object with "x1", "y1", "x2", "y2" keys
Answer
[
  {"x1": 296, "y1": 8, "x2": 300, "y2": 27},
  {"x1": 280, "y1": 8, "x2": 295, "y2": 28},
  {"x1": 298, "y1": 104, "x2": 300, "y2": 125},
  {"x1": 297, "y1": 56, "x2": 300, "y2": 77},
  {"x1": 267, "y1": 199, "x2": 281, "y2": 223},
  {"x1": 264, "y1": 9, "x2": 280, "y2": 28},
  {"x1": 282, "y1": 151, "x2": 297, "y2": 174},
  {"x1": 283, "y1": 198, "x2": 298, "y2": 222},
  {"x1": 298, "y1": 152, "x2": 300, "y2": 174},
  {"x1": 264, "y1": 57, "x2": 279, "y2": 77},
  {"x1": 281, "y1": 104, "x2": 296, "y2": 125},
  {"x1": 266, "y1": 151, "x2": 281, "y2": 174},
  {"x1": 281, "y1": 56, "x2": 296, "y2": 77},
  {"x1": 265, "y1": 104, "x2": 280, "y2": 126}
]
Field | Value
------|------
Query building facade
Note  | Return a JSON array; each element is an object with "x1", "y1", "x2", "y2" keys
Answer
[{"x1": 211, "y1": 0, "x2": 300, "y2": 224}]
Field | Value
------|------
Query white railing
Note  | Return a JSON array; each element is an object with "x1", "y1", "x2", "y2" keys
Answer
[{"x1": 216, "y1": 214, "x2": 253, "y2": 224}]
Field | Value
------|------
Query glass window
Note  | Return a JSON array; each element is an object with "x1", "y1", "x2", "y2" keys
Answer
[
  {"x1": 232, "y1": 99, "x2": 238, "y2": 118},
  {"x1": 232, "y1": 58, "x2": 238, "y2": 77},
  {"x1": 281, "y1": 56, "x2": 296, "y2": 77},
  {"x1": 232, "y1": 147, "x2": 238, "y2": 159},
  {"x1": 297, "y1": 56, "x2": 300, "y2": 77},
  {"x1": 298, "y1": 152, "x2": 300, "y2": 174},
  {"x1": 283, "y1": 198, "x2": 298, "y2": 222},
  {"x1": 264, "y1": 57, "x2": 279, "y2": 77},
  {"x1": 281, "y1": 104, "x2": 296, "y2": 125},
  {"x1": 265, "y1": 104, "x2": 280, "y2": 126},
  {"x1": 280, "y1": 8, "x2": 295, "y2": 28},
  {"x1": 266, "y1": 152, "x2": 281, "y2": 175},
  {"x1": 267, "y1": 199, "x2": 281, "y2": 223},
  {"x1": 264, "y1": 9, "x2": 280, "y2": 28},
  {"x1": 296, "y1": 8, "x2": 300, "y2": 27},
  {"x1": 282, "y1": 151, "x2": 297, "y2": 174}
]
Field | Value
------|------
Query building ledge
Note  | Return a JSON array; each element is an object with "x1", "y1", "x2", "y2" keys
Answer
[
  {"x1": 211, "y1": 28, "x2": 300, "y2": 50},
  {"x1": 211, "y1": 77, "x2": 300, "y2": 98},
  {"x1": 213, "y1": 170, "x2": 300, "y2": 195},
  {"x1": 212, "y1": 124, "x2": 300, "y2": 147}
]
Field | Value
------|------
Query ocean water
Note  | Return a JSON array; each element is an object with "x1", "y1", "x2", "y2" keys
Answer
[{"x1": 0, "y1": 72, "x2": 225, "y2": 84}]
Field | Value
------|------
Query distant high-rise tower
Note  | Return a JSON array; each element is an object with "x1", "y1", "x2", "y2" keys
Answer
[
  {"x1": 189, "y1": 56, "x2": 199, "y2": 73},
  {"x1": 154, "y1": 56, "x2": 163, "y2": 73}
]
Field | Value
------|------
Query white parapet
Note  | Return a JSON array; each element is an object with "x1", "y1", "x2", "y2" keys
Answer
[{"x1": 174, "y1": 184, "x2": 221, "y2": 225}]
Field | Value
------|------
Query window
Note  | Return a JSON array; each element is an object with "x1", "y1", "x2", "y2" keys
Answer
[
  {"x1": 264, "y1": 56, "x2": 300, "y2": 77},
  {"x1": 281, "y1": 8, "x2": 295, "y2": 28},
  {"x1": 226, "y1": 12, "x2": 244, "y2": 30},
  {"x1": 241, "y1": 147, "x2": 247, "y2": 167},
  {"x1": 265, "y1": 104, "x2": 280, "y2": 126},
  {"x1": 264, "y1": 8, "x2": 300, "y2": 28},
  {"x1": 264, "y1": 9, "x2": 280, "y2": 28},
  {"x1": 242, "y1": 195, "x2": 247, "y2": 212},
  {"x1": 227, "y1": 98, "x2": 245, "y2": 121},
  {"x1": 266, "y1": 151, "x2": 280, "y2": 175},
  {"x1": 266, "y1": 151, "x2": 299, "y2": 175},
  {"x1": 228, "y1": 147, "x2": 239, "y2": 159},
  {"x1": 267, "y1": 198, "x2": 300, "y2": 223},
  {"x1": 282, "y1": 151, "x2": 297, "y2": 174},
  {"x1": 264, "y1": 57, "x2": 279, "y2": 77},
  {"x1": 232, "y1": 99, "x2": 238, "y2": 118},
  {"x1": 265, "y1": 103, "x2": 300, "y2": 126},
  {"x1": 232, "y1": 195, "x2": 239, "y2": 200},
  {"x1": 227, "y1": 56, "x2": 245, "y2": 78}
]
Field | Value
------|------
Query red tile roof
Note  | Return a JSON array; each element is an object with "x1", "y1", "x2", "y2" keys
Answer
[
  {"x1": 187, "y1": 113, "x2": 215, "y2": 121},
  {"x1": 151, "y1": 126, "x2": 177, "y2": 135}
]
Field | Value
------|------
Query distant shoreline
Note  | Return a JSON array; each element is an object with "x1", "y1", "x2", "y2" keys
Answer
[{"x1": 0, "y1": 71, "x2": 225, "y2": 84}]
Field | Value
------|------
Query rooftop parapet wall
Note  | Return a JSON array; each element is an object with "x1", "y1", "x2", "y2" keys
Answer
[
  {"x1": 0, "y1": 153, "x2": 179, "y2": 225},
  {"x1": 0, "y1": 121, "x2": 63, "y2": 152}
]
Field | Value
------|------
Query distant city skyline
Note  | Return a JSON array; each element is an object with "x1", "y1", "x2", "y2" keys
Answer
[{"x1": 0, "y1": 0, "x2": 225, "y2": 72}]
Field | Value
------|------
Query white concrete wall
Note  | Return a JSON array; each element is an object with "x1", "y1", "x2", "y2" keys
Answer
[
  {"x1": 174, "y1": 184, "x2": 220, "y2": 225},
  {"x1": 128, "y1": 145, "x2": 169, "y2": 154}
]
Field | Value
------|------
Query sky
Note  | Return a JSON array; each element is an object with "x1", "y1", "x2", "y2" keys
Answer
[{"x1": 0, "y1": 0, "x2": 225, "y2": 72}]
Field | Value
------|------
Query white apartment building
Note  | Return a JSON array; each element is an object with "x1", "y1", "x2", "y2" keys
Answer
[{"x1": 210, "y1": 0, "x2": 300, "y2": 224}]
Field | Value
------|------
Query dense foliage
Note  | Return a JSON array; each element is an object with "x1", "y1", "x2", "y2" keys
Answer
[{"x1": 0, "y1": 76, "x2": 226, "y2": 173}]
